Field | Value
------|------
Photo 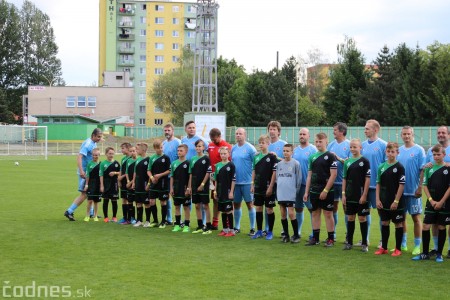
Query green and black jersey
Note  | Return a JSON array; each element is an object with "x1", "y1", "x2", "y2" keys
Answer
[
  {"x1": 424, "y1": 164, "x2": 450, "y2": 211},
  {"x1": 126, "y1": 158, "x2": 136, "y2": 187},
  {"x1": 99, "y1": 160, "x2": 120, "y2": 196},
  {"x1": 189, "y1": 155, "x2": 211, "y2": 195},
  {"x1": 120, "y1": 156, "x2": 130, "y2": 189},
  {"x1": 252, "y1": 152, "x2": 278, "y2": 195},
  {"x1": 376, "y1": 161, "x2": 405, "y2": 209},
  {"x1": 308, "y1": 151, "x2": 338, "y2": 194},
  {"x1": 343, "y1": 156, "x2": 371, "y2": 203},
  {"x1": 86, "y1": 160, "x2": 101, "y2": 196},
  {"x1": 148, "y1": 154, "x2": 170, "y2": 192},
  {"x1": 134, "y1": 156, "x2": 149, "y2": 194},
  {"x1": 213, "y1": 161, "x2": 236, "y2": 202},
  {"x1": 171, "y1": 159, "x2": 190, "y2": 198}
]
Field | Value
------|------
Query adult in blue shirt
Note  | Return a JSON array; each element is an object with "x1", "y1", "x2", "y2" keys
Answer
[
  {"x1": 64, "y1": 128, "x2": 103, "y2": 221},
  {"x1": 327, "y1": 122, "x2": 351, "y2": 240},
  {"x1": 163, "y1": 122, "x2": 181, "y2": 225},
  {"x1": 181, "y1": 120, "x2": 208, "y2": 161},
  {"x1": 231, "y1": 128, "x2": 257, "y2": 235}
]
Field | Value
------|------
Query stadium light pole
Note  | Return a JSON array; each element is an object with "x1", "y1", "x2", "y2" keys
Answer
[{"x1": 42, "y1": 75, "x2": 57, "y2": 115}]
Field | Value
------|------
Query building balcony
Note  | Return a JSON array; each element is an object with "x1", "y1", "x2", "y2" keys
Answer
[
  {"x1": 118, "y1": 6, "x2": 135, "y2": 15},
  {"x1": 118, "y1": 33, "x2": 135, "y2": 41},
  {"x1": 118, "y1": 46, "x2": 135, "y2": 54},
  {"x1": 118, "y1": 21, "x2": 135, "y2": 28},
  {"x1": 118, "y1": 60, "x2": 135, "y2": 67}
]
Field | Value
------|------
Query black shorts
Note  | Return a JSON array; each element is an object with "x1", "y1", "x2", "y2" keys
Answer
[
  {"x1": 102, "y1": 193, "x2": 118, "y2": 200},
  {"x1": 310, "y1": 192, "x2": 334, "y2": 212},
  {"x1": 120, "y1": 189, "x2": 128, "y2": 199},
  {"x1": 218, "y1": 201, "x2": 233, "y2": 213},
  {"x1": 278, "y1": 201, "x2": 294, "y2": 208},
  {"x1": 135, "y1": 192, "x2": 149, "y2": 204},
  {"x1": 254, "y1": 194, "x2": 276, "y2": 208},
  {"x1": 192, "y1": 194, "x2": 210, "y2": 204},
  {"x1": 127, "y1": 190, "x2": 135, "y2": 202},
  {"x1": 378, "y1": 208, "x2": 405, "y2": 224},
  {"x1": 149, "y1": 190, "x2": 169, "y2": 201},
  {"x1": 88, "y1": 196, "x2": 101, "y2": 203},
  {"x1": 174, "y1": 197, "x2": 191, "y2": 206},
  {"x1": 345, "y1": 201, "x2": 370, "y2": 216}
]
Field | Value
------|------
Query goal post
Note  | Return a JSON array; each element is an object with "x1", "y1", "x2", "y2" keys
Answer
[{"x1": 0, "y1": 125, "x2": 48, "y2": 160}]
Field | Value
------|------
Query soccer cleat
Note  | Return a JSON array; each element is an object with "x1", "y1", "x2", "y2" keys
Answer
[
  {"x1": 131, "y1": 218, "x2": 137, "y2": 225},
  {"x1": 343, "y1": 243, "x2": 353, "y2": 250},
  {"x1": 361, "y1": 244, "x2": 369, "y2": 253},
  {"x1": 192, "y1": 227, "x2": 204, "y2": 234},
  {"x1": 305, "y1": 238, "x2": 320, "y2": 246},
  {"x1": 262, "y1": 230, "x2": 268, "y2": 236},
  {"x1": 134, "y1": 221, "x2": 143, "y2": 227},
  {"x1": 428, "y1": 249, "x2": 437, "y2": 257},
  {"x1": 281, "y1": 236, "x2": 290, "y2": 243},
  {"x1": 172, "y1": 225, "x2": 182, "y2": 232},
  {"x1": 158, "y1": 223, "x2": 166, "y2": 229},
  {"x1": 210, "y1": 225, "x2": 218, "y2": 231},
  {"x1": 121, "y1": 221, "x2": 131, "y2": 225},
  {"x1": 265, "y1": 231, "x2": 273, "y2": 240},
  {"x1": 355, "y1": 240, "x2": 363, "y2": 247},
  {"x1": 164, "y1": 220, "x2": 174, "y2": 226},
  {"x1": 64, "y1": 211, "x2": 75, "y2": 221},
  {"x1": 291, "y1": 235, "x2": 300, "y2": 244},
  {"x1": 218, "y1": 230, "x2": 228, "y2": 236},
  {"x1": 118, "y1": 218, "x2": 125, "y2": 223},
  {"x1": 93, "y1": 217, "x2": 99, "y2": 222},
  {"x1": 248, "y1": 229, "x2": 256, "y2": 236},
  {"x1": 84, "y1": 216, "x2": 90, "y2": 222},
  {"x1": 142, "y1": 221, "x2": 150, "y2": 228},
  {"x1": 111, "y1": 217, "x2": 118, "y2": 222},
  {"x1": 391, "y1": 249, "x2": 402, "y2": 257},
  {"x1": 324, "y1": 238, "x2": 335, "y2": 247},
  {"x1": 251, "y1": 230, "x2": 263, "y2": 239},
  {"x1": 412, "y1": 253, "x2": 430, "y2": 261},
  {"x1": 412, "y1": 246, "x2": 421, "y2": 256},
  {"x1": 202, "y1": 229, "x2": 212, "y2": 235},
  {"x1": 234, "y1": 228, "x2": 240, "y2": 234},
  {"x1": 280, "y1": 231, "x2": 287, "y2": 239},
  {"x1": 374, "y1": 248, "x2": 389, "y2": 255},
  {"x1": 149, "y1": 222, "x2": 159, "y2": 228},
  {"x1": 436, "y1": 254, "x2": 444, "y2": 263},
  {"x1": 103, "y1": 217, "x2": 109, "y2": 223},
  {"x1": 401, "y1": 245, "x2": 408, "y2": 252},
  {"x1": 182, "y1": 226, "x2": 190, "y2": 233},
  {"x1": 225, "y1": 231, "x2": 235, "y2": 237}
]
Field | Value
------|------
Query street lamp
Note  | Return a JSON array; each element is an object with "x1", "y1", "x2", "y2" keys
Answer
[{"x1": 42, "y1": 75, "x2": 57, "y2": 115}]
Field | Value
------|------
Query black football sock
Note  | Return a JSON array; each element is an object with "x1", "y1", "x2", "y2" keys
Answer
[
  {"x1": 206, "y1": 222, "x2": 212, "y2": 230},
  {"x1": 422, "y1": 229, "x2": 430, "y2": 255},
  {"x1": 347, "y1": 220, "x2": 355, "y2": 245},
  {"x1": 112, "y1": 200, "x2": 118, "y2": 218},
  {"x1": 151, "y1": 205, "x2": 158, "y2": 223},
  {"x1": 256, "y1": 211, "x2": 263, "y2": 231},
  {"x1": 381, "y1": 225, "x2": 390, "y2": 250},
  {"x1": 137, "y1": 206, "x2": 143, "y2": 222},
  {"x1": 184, "y1": 219, "x2": 190, "y2": 227},
  {"x1": 122, "y1": 204, "x2": 128, "y2": 220},
  {"x1": 175, "y1": 215, "x2": 181, "y2": 226},
  {"x1": 227, "y1": 213, "x2": 234, "y2": 230},
  {"x1": 395, "y1": 227, "x2": 403, "y2": 251},
  {"x1": 360, "y1": 221, "x2": 368, "y2": 245},
  {"x1": 281, "y1": 219, "x2": 289, "y2": 237},
  {"x1": 222, "y1": 213, "x2": 228, "y2": 230},
  {"x1": 438, "y1": 229, "x2": 446, "y2": 255},
  {"x1": 145, "y1": 207, "x2": 151, "y2": 222},
  {"x1": 161, "y1": 205, "x2": 167, "y2": 223},
  {"x1": 291, "y1": 219, "x2": 298, "y2": 237},
  {"x1": 313, "y1": 229, "x2": 320, "y2": 242},
  {"x1": 328, "y1": 231, "x2": 335, "y2": 241},
  {"x1": 268, "y1": 212, "x2": 275, "y2": 232},
  {"x1": 103, "y1": 199, "x2": 109, "y2": 218},
  {"x1": 197, "y1": 219, "x2": 203, "y2": 228}
]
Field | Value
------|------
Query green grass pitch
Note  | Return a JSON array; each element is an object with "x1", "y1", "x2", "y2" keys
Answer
[{"x1": 1, "y1": 156, "x2": 448, "y2": 299}]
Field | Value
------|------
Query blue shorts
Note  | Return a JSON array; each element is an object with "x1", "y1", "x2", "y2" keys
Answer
[
  {"x1": 402, "y1": 195, "x2": 422, "y2": 215},
  {"x1": 234, "y1": 184, "x2": 252, "y2": 203},
  {"x1": 368, "y1": 188, "x2": 376, "y2": 209},
  {"x1": 295, "y1": 185, "x2": 312, "y2": 210},
  {"x1": 78, "y1": 175, "x2": 86, "y2": 192},
  {"x1": 333, "y1": 184, "x2": 342, "y2": 201}
]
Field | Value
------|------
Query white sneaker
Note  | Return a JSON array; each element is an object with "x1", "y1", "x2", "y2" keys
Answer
[
  {"x1": 133, "y1": 221, "x2": 142, "y2": 227},
  {"x1": 142, "y1": 221, "x2": 150, "y2": 228}
]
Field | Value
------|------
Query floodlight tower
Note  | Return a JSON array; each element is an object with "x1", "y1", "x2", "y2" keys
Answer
[{"x1": 192, "y1": 0, "x2": 219, "y2": 112}]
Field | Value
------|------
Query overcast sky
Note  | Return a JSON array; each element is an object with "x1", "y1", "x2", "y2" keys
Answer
[{"x1": 8, "y1": 0, "x2": 450, "y2": 86}]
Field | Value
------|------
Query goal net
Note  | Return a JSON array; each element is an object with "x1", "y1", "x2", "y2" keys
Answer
[{"x1": 0, "y1": 125, "x2": 48, "y2": 160}]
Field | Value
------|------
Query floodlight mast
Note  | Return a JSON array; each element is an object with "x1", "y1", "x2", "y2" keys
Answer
[{"x1": 192, "y1": 0, "x2": 219, "y2": 112}]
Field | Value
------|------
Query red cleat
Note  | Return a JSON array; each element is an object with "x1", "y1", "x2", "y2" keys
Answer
[{"x1": 374, "y1": 248, "x2": 389, "y2": 255}]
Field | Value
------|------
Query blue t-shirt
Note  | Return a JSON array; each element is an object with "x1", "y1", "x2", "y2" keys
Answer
[
  {"x1": 163, "y1": 138, "x2": 181, "y2": 164},
  {"x1": 397, "y1": 144, "x2": 426, "y2": 196},
  {"x1": 327, "y1": 139, "x2": 351, "y2": 185},
  {"x1": 78, "y1": 138, "x2": 97, "y2": 174},
  {"x1": 231, "y1": 142, "x2": 257, "y2": 185},
  {"x1": 293, "y1": 144, "x2": 318, "y2": 185},
  {"x1": 269, "y1": 139, "x2": 287, "y2": 159},
  {"x1": 181, "y1": 135, "x2": 208, "y2": 160},
  {"x1": 426, "y1": 145, "x2": 450, "y2": 163},
  {"x1": 362, "y1": 138, "x2": 387, "y2": 189}
]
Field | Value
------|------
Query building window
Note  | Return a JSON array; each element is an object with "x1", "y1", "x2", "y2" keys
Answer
[
  {"x1": 172, "y1": 5, "x2": 179, "y2": 12},
  {"x1": 140, "y1": 16, "x2": 146, "y2": 24},
  {"x1": 140, "y1": 42, "x2": 146, "y2": 50},
  {"x1": 187, "y1": 5, "x2": 196, "y2": 13},
  {"x1": 42, "y1": 117, "x2": 50, "y2": 123},
  {"x1": 54, "y1": 117, "x2": 73, "y2": 124},
  {"x1": 155, "y1": 68, "x2": 164, "y2": 75},
  {"x1": 139, "y1": 80, "x2": 146, "y2": 87},
  {"x1": 155, "y1": 43, "x2": 164, "y2": 50},
  {"x1": 154, "y1": 106, "x2": 163, "y2": 113},
  {"x1": 139, "y1": 118, "x2": 146, "y2": 126},
  {"x1": 139, "y1": 55, "x2": 146, "y2": 62},
  {"x1": 139, "y1": 93, "x2": 146, "y2": 101},
  {"x1": 77, "y1": 96, "x2": 86, "y2": 107},
  {"x1": 87, "y1": 96, "x2": 96, "y2": 107},
  {"x1": 139, "y1": 67, "x2": 146, "y2": 75},
  {"x1": 155, "y1": 4, "x2": 164, "y2": 11},
  {"x1": 140, "y1": 29, "x2": 146, "y2": 36},
  {"x1": 155, "y1": 55, "x2": 164, "y2": 62},
  {"x1": 139, "y1": 105, "x2": 146, "y2": 113},
  {"x1": 172, "y1": 18, "x2": 179, "y2": 25},
  {"x1": 155, "y1": 17, "x2": 164, "y2": 24},
  {"x1": 155, "y1": 30, "x2": 164, "y2": 37},
  {"x1": 187, "y1": 31, "x2": 196, "y2": 38},
  {"x1": 154, "y1": 118, "x2": 163, "y2": 126},
  {"x1": 172, "y1": 56, "x2": 179, "y2": 62},
  {"x1": 172, "y1": 30, "x2": 179, "y2": 37},
  {"x1": 66, "y1": 96, "x2": 75, "y2": 107},
  {"x1": 141, "y1": 4, "x2": 146, "y2": 10},
  {"x1": 172, "y1": 43, "x2": 179, "y2": 50}
]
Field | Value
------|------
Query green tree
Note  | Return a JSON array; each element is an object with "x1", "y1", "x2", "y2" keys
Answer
[{"x1": 0, "y1": 88, "x2": 15, "y2": 123}]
